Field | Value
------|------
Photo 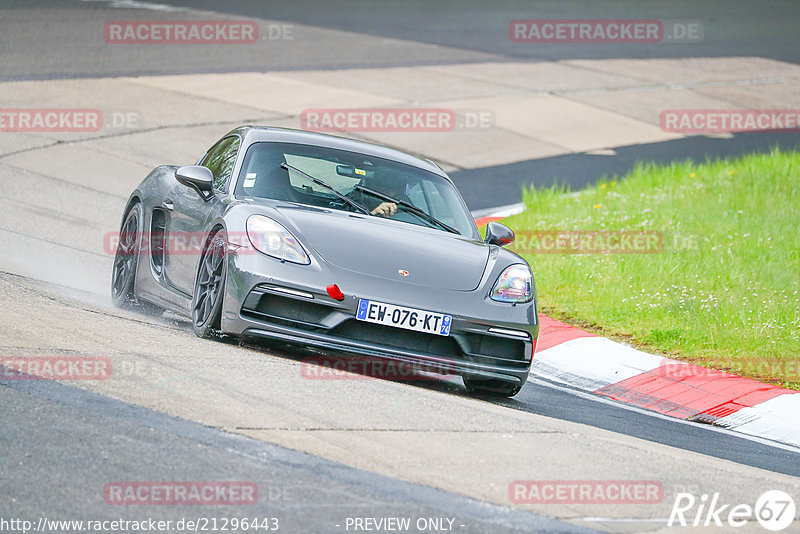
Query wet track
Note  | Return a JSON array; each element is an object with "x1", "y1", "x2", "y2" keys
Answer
[{"x1": 1, "y1": 1, "x2": 800, "y2": 532}]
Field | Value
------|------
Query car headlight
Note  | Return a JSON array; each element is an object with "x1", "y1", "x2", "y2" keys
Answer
[
  {"x1": 490, "y1": 264, "x2": 532, "y2": 303},
  {"x1": 246, "y1": 215, "x2": 310, "y2": 264}
]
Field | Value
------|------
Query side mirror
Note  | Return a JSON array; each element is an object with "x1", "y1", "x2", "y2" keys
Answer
[
  {"x1": 175, "y1": 165, "x2": 213, "y2": 201},
  {"x1": 484, "y1": 221, "x2": 515, "y2": 246}
]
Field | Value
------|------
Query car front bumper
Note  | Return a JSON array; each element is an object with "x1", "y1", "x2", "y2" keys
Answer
[{"x1": 221, "y1": 248, "x2": 538, "y2": 386}]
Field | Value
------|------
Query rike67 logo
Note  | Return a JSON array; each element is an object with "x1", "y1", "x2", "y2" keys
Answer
[{"x1": 669, "y1": 490, "x2": 796, "y2": 531}]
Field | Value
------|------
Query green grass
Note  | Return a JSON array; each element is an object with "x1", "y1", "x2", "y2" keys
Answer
[{"x1": 502, "y1": 148, "x2": 800, "y2": 389}]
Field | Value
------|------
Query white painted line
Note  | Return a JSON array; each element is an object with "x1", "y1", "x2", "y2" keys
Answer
[
  {"x1": 572, "y1": 517, "x2": 669, "y2": 523},
  {"x1": 79, "y1": 0, "x2": 189, "y2": 11},
  {"x1": 471, "y1": 202, "x2": 525, "y2": 219}
]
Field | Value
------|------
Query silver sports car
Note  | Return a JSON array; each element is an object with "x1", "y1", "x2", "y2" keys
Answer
[{"x1": 111, "y1": 126, "x2": 539, "y2": 396}]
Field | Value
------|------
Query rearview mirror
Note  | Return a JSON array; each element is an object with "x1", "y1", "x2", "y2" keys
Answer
[
  {"x1": 175, "y1": 165, "x2": 213, "y2": 201},
  {"x1": 484, "y1": 221, "x2": 515, "y2": 246}
]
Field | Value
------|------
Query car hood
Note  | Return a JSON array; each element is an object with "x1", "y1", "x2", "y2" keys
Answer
[{"x1": 278, "y1": 206, "x2": 489, "y2": 291}]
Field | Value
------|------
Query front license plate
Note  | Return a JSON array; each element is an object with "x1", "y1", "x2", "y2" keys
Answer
[{"x1": 356, "y1": 299, "x2": 452, "y2": 336}]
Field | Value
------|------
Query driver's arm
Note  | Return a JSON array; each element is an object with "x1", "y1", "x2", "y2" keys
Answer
[{"x1": 371, "y1": 201, "x2": 397, "y2": 217}]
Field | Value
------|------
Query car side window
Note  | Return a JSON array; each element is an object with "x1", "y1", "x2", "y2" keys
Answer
[{"x1": 202, "y1": 136, "x2": 241, "y2": 190}]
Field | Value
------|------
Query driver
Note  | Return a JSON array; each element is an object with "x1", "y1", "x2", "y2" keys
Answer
[{"x1": 350, "y1": 168, "x2": 409, "y2": 218}]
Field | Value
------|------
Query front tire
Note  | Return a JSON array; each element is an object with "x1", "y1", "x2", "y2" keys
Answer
[
  {"x1": 111, "y1": 202, "x2": 155, "y2": 312},
  {"x1": 191, "y1": 230, "x2": 227, "y2": 339}
]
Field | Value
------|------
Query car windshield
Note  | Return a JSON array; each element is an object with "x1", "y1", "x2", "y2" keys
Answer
[{"x1": 234, "y1": 141, "x2": 476, "y2": 236}]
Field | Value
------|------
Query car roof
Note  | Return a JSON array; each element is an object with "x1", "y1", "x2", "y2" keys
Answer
[{"x1": 228, "y1": 126, "x2": 450, "y2": 180}]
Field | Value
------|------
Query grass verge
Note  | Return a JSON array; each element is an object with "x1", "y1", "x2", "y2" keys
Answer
[{"x1": 501, "y1": 148, "x2": 800, "y2": 389}]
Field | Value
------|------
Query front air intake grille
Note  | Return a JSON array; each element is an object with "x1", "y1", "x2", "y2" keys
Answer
[
  {"x1": 461, "y1": 333, "x2": 526, "y2": 362},
  {"x1": 329, "y1": 320, "x2": 463, "y2": 358},
  {"x1": 241, "y1": 292, "x2": 331, "y2": 325}
]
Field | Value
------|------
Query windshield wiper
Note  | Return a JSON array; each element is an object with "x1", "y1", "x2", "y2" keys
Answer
[
  {"x1": 354, "y1": 185, "x2": 460, "y2": 234},
  {"x1": 280, "y1": 163, "x2": 371, "y2": 216}
]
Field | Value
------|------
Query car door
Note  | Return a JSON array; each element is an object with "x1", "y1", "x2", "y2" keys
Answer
[{"x1": 163, "y1": 135, "x2": 240, "y2": 296}]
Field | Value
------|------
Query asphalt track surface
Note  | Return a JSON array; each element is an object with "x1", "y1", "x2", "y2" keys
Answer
[
  {"x1": 1, "y1": 368, "x2": 587, "y2": 534},
  {"x1": 2, "y1": 1, "x2": 800, "y2": 532},
  {"x1": 2, "y1": 272, "x2": 799, "y2": 533},
  {"x1": 3, "y1": 1, "x2": 799, "y2": 209},
  {"x1": 4, "y1": 0, "x2": 799, "y2": 80}
]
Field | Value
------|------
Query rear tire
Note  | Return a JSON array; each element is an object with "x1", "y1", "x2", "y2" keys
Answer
[
  {"x1": 191, "y1": 230, "x2": 227, "y2": 339},
  {"x1": 463, "y1": 376, "x2": 523, "y2": 398}
]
